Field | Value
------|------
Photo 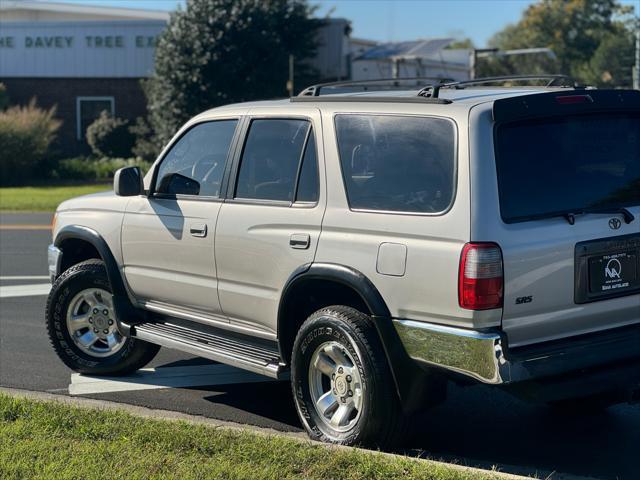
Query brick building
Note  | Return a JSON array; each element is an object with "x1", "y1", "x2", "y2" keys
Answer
[
  {"x1": 0, "y1": 1, "x2": 168, "y2": 156},
  {"x1": 0, "y1": 1, "x2": 356, "y2": 157}
]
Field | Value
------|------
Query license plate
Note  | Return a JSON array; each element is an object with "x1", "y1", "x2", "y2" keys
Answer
[{"x1": 588, "y1": 250, "x2": 638, "y2": 294}]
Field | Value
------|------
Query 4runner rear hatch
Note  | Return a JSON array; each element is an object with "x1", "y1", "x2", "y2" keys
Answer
[{"x1": 491, "y1": 90, "x2": 640, "y2": 347}]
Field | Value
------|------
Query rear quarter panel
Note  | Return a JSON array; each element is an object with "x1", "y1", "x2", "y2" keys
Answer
[{"x1": 316, "y1": 103, "x2": 500, "y2": 329}]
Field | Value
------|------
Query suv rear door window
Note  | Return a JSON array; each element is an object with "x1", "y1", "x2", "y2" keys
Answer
[
  {"x1": 335, "y1": 115, "x2": 456, "y2": 213},
  {"x1": 495, "y1": 112, "x2": 640, "y2": 223},
  {"x1": 235, "y1": 119, "x2": 311, "y2": 202}
]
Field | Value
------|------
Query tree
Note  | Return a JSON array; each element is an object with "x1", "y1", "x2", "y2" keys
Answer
[
  {"x1": 580, "y1": 26, "x2": 635, "y2": 87},
  {"x1": 145, "y1": 0, "x2": 321, "y2": 150},
  {"x1": 128, "y1": 116, "x2": 157, "y2": 161},
  {"x1": 481, "y1": 0, "x2": 635, "y2": 87},
  {"x1": 446, "y1": 38, "x2": 475, "y2": 49}
]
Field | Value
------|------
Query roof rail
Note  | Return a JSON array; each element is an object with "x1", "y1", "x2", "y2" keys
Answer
[
  {"x1": 298, "y1": 76, "x2": 454, "y2": 97},
  {"x1": 417, "y1": 75, "x2": 578, "y2": 98},
  {"x1": 290, "y1": 96, "x2": 452, "y2": 105}
]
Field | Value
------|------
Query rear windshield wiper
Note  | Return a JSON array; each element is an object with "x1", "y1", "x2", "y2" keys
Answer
[{"x1": 563, "y1": 207, "x2": 635, "y2": 225}]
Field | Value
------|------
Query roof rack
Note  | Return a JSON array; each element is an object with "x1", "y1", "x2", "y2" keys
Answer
[
  {"x1": 298, "y1": 76, "x2": 454, "y2": 97},
  {"x1": 417, "y1": 75, "x2": 578, "y2": 98},
  {"x1": 290, "y1": 96, "x2": 452, "y2": 105}
]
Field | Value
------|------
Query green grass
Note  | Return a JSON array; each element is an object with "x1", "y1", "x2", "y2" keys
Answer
[
  {"x1": 0, "y1": 184, "x2": 110, "y2": 212},
  {"x1": 0, "y1": 394, "x2": 503, "y2": 480}
]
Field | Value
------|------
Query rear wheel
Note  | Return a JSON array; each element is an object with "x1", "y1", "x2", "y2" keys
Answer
[
  {"x1": 46, "y1": 259, "x2": 159, "y2": 375},
  {"x1": 291, "y1": 305, "x2": 404, "y2": 447}
]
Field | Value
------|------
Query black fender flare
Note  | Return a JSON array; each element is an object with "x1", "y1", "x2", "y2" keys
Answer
[
  {"x1": 278, "y1": 262, "x2": 392, "y2": 320},
  {"x1": 54, "y1": 225, "x2": 141, "y2": 335},
  {"x1": 278, "y1": 263, "x2": 434, "y2": 411}
]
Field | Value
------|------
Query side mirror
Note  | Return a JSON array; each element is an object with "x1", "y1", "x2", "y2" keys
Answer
[
  {"x1": 157, "y1": 173, "x2": 200, "y2": 196},
  {"x1": 114, "y1": 166, "x2": 143, "y2": 197}
]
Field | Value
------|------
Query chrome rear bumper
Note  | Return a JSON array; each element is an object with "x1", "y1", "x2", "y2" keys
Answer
[
  {"x1": 394, "y1": 320, "x2": 506, "y2": 384},
  {"x1": 393, "y1": 319, "x2": 640, "y2": 386}
]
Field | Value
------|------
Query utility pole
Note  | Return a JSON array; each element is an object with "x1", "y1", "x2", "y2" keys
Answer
[
  {"x1": 634, "y1": 17, "x2": 639, "y2": 90},
  {"x1": 391, "y1": 57, "x2": 400, "y2": 79},
  {"x1": 287, "y1": 54, "x2": 294, "y2": 97}
]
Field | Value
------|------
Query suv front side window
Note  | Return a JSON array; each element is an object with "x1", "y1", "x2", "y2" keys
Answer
[
  {"x1": 235, "y1": 118, "x2": 314, "y2": 203},
  {"x1": 335, "y1": 114, "x2": 456, "y2": 214},
  {"x1": 155, "y1": 119, "x2": 238, "y2": 197}
]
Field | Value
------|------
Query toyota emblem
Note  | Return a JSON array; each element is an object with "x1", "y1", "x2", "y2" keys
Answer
[{"x1": 608, "y1": 218, "x2": 622, "y2": 230}]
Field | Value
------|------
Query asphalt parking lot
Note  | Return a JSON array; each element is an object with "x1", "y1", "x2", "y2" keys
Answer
[{"x1": 1, "y1": 212, "x2": 638, "y2": 479}]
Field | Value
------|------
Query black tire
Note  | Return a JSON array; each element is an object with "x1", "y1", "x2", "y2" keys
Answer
[
  {"x1": 46, "y1": 259, "x2": 160, "y2": 375},
  {"x1": 547, "y1": 390, "x2": 628, "y2": 415},
  {"x1": 291, "y1": 305, "x2": 404, "y2": 448}
]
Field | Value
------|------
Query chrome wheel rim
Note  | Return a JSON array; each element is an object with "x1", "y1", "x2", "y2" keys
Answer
[
  {"x1": 65, "y1": 288, "x2": 125, "y2": 358},
  {"x1": 308, "y1": 341, "x2": 364, "y2": 433}
]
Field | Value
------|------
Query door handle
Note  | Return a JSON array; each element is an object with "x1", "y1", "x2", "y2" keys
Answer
[
  {"x1": 190, "y1": 223, "x2": 208, "y2": 238},
  {"x1": 289, "y1": 233, "x2": 310, "y2": 249}
]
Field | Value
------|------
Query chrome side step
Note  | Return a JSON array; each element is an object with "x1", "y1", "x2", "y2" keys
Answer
[{"x1": 132, "y1": 321, "x2": 286, "y2": 379}]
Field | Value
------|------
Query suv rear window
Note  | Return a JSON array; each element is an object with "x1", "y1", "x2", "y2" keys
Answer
[
  {"x1": 495, "y1": 112, "x2": 640, "y2": 223},
  {"x1": 335, "y1": 115, "x2": 456, "y2": 214}
]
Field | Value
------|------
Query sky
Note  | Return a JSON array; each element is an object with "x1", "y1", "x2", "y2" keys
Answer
[{"x1": 40, "y1": 0, "x2": 639, "y2": 47}]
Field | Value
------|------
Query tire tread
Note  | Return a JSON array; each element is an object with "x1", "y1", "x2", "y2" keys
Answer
[
  {"x1": 292, "y1": 305, "x2": 405, "y2": 448},
  {"x1": 45, "y1": 259, "x2": 159, "y2": 375}
]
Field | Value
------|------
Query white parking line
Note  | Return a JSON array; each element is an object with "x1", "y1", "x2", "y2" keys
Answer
[
  {"x1": 0, "y1": 283, "x2": 51, "y2": 298},
  {"x1": 0, "y1": 275, "x2": 50, "y2": 281},
  {"x1": 68, "y1": 363, "x2": 277, "y2": 395}
]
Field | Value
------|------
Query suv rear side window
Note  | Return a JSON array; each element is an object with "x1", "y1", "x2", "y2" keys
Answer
[
  {"x1": 155, "y1": 120, "x2": 237, "y2": 197},
  {"x1": 495, "y1": 112, "x2": 640, "y2": 223},
  {"x1": 235, "y1": 119, "x2": 311, "y2": 202},
  {"x1": 335, "y1": 115, "x2": 456, "y2": 213}
]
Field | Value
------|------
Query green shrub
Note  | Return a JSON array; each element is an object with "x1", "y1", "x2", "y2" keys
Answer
[
  {"x1": 54, "y1": 157, "x2": 151, "y2": 181},
  {"x1": 86, "y1": 111, "x2": 136, "y2": 158},
  {"x1": 0, "y1": 99, "x2": 61, "y2": 186}
]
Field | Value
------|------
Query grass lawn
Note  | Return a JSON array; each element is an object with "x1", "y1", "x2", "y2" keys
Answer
[
  {"x1": 0, "y1": 394, "x2": 504, "y2": 480},
  {"x1": 0, "y1": 184, "x2": 110, "y2": 212}
]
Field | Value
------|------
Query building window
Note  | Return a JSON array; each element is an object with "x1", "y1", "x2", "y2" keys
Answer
[{"x1": 76, "y1": 97, "x2": 115, "y2": 140}]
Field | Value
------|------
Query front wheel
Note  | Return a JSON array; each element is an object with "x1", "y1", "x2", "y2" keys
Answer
[
  {"x1": 46, "y1": 259, "x2": 159, "y2": 375},
  {"x1": 291, "y1": 305, "x2": 404, "y2": 447}
]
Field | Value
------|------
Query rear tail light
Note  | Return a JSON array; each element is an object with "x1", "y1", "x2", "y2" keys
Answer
[
  {"x1": 555, "y1": 94, "x2": 593, "y2": 105},
  {"x1": 458, "y1": 242, "x2": 503, "y2": 310}
]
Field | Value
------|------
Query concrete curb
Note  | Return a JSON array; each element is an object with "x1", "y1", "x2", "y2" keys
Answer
[{"x1": 0, "y1": 386, "x2": 544, "y2": 480}]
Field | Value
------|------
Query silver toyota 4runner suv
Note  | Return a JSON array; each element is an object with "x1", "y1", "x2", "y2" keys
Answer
[{"x1": 46, "y1": 76, "x2": 640, "y2": 447}]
